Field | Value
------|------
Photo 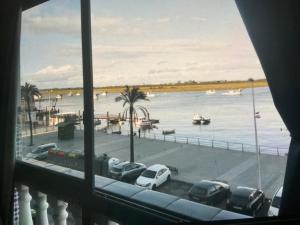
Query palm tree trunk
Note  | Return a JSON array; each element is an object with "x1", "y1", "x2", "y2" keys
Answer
[
  {"x1": 129, "y1": 105, "x2": 134, "y2": 162},
  {"x1": 27, "y1": 98, "x2": 33, "y2": 146}
]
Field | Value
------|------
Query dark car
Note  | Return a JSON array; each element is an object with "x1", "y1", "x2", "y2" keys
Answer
[
  {"x1": 188, "y1": 180, "x2": 231, "y2": 206},
  {"x1": 109, "y1": 161, "x2": 146, "y2": 182},
  {"x1": 227, "y1": 186, "x2": 265, "y2": 216}
]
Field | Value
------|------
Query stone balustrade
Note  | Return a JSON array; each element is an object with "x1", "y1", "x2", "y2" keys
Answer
[
  {"x1": 18, "y1": 185, "x2": 69, "y2": 225},
  {"x1": 17, "y1": 185, "x2": 118, "y2": 225}
]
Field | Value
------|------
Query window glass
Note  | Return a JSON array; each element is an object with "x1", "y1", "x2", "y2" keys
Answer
[
  {"x1": 19, "y1": 0, "x2": 84, "y2": 177},
  {"x1": 90, "y1": 0, "x2": 289, "y2": 218}
]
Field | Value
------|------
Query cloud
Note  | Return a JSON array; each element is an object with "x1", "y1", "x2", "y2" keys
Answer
[
  {"x1": 190, "y1": 17, "x2": 207, "y2": 22},
  {"x1": 24, "y1": 64, "x2": 82, "y2": 88},
  {"x1": 156, "y1": 18, "x2": 170, "y2": 23},
  {"x1": 22, "y1": 14, "x2": 123, "y2": 35}
]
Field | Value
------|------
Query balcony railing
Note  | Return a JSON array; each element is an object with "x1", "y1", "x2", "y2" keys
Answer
[{"x1": 15, "y1": 158, "x2": 250, "y2": 225}]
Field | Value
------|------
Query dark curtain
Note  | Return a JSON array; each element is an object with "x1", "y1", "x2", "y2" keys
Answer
[
  {"x1": 235, "y1": 0, "x2": 300, "y2": 216},
  {"x1": 0, "y1": 0, "x2": 22, "y2": 224}
]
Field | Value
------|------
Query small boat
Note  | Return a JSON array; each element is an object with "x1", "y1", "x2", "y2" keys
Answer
[
  {"x1": 201, "y1": 118, "x2": 211, "y2": 125},
  {"x1": 76, "y1": 93, "x2": 81, "y2": 96},
  {"x1": 140, "y1": 120, "x2": 152, "y2": 128},
  {"x1": 192, "y1": 114, "x2": 202, "y2": 124},
  {"x1": 56, "y1": 94, "x2": 62, "y2": 99},
  {"x1": 206, "y1": 89, "x2": 216, "y2": 95},
  {"x1": 67, "y1": 92, "x2": 73, "y2": 97},
  {"x1": 162, "y1": 129, "x2": 175, "y2": 135},
  {"x1": 136, "y1": 118, "x2": 152, "y2": 128},
  {"x1": 192, "y1": 114, "x2": 211, "y2": 125},
  {"x1": 33, "y1": 95, "x2": 41, "y2": 100},
  {"x1": 222, "y1": 89, "x2": 242, "y2": 96},
  {"x1": 101, "y1": 92, "x2": 107, "y2": 96},
  {"x1": 146, "y1": 92, "x2": 155, "y2": 97}
]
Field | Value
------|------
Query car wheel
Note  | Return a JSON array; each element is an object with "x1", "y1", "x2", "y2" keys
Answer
[
  {"x1": 152, "y1": 184, "x2": 156, "y2": 190},
  {"x1": 167, "y1": 175, "x2": 171, "y2": 182}
]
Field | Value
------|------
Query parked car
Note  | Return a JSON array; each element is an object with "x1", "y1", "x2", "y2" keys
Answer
[
  {"x1": 136, "y1": 164, "x2": 171, "y2": 190},
  {"x1": 227, "y1": 186, "x2": 265, "y2": 216},
  {"x1": 110, "y1": 161, "x2": 146, "y2": 182},
  {"x1": 268, "y1": 186, "x2": 282, "y2": 216},
  {"x1": 188, "y1": 180, "x2": 231, "y2": 206},
  {"x1": 25, "y1": 143, "x2": 59, "y2": 160}
]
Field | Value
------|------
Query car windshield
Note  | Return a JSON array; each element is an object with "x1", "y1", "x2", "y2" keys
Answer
[
  {"x1": 190, "y1": 186, "x2": 207, "y2": 196},
  {"x1": 141, "y1": 170, "x2": 156, "y2": 178},
  {"x1": 111, "y1": 167, "x2": 122, "y2": 173},
  {"x1": 272, "y1": 196, "x2": 281, "y2": 208}
]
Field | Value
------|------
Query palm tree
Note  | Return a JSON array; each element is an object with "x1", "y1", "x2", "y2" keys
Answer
[
  {"x1": 21, "y1": 82, "x2": 41, "y2": 146},
  {"x1": 115, "y1": 86, "x2": 149, "y2": 162}
]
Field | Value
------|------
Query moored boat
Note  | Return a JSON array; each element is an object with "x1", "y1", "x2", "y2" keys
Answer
[
  {"x1": 192, "y1": 114, "x2": 211, "y2": 125},
  {"x1": 222, "y1": 89, "x2": 242, "y2": 96},
  {"x1": 162, "y1": 129, "x2": 175, "y2": 135},
  {"x1": 206, "y1": 89, "x2": 216, "y2": 95},
  {"x1": 56, "y1": 94, "x2": 62, "y2": 99},
  {"x1": 192, "y1": 114, "x2": 202, "y2": 124}
]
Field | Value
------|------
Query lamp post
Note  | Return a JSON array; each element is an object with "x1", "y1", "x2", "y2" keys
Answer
[{"x1": 249, "y1": 78, "x2": 262, "y2": 190}]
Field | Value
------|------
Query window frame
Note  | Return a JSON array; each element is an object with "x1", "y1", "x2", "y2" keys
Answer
[{"x1": 11, "y1": 0, "x2": 300, "y2": 225}]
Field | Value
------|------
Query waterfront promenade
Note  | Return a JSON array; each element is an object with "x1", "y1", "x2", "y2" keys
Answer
[{"x1": 22, "y1": 130, "x2": 286, "y2": 198}]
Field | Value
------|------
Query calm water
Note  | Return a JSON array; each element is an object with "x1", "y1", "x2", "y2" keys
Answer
[{"x1": 43, "y1": 87, "x2": 290, "y2": 150}]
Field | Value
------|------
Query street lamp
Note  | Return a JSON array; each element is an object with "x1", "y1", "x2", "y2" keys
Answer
[{"x1": 249, "y1": 78, "x2": 262, "y2": 190}]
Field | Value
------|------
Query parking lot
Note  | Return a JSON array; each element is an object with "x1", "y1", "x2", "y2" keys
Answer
[{"x1": 23, "y1": 130, "x2": 286, "y2": 201}]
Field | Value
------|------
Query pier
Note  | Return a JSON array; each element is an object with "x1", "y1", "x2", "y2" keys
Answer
[{"x1": 22, "y1": 129, "x2": 286, "y2": 199}]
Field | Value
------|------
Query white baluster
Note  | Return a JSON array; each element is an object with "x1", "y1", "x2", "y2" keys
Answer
[
  {"x1": 19, "y1": 185, "x2": 33, "y2": 225},
  {"x1": 36, "y1": 192, "x2": 49, "y2": 225},
  {"x1": 53, "y1": 200, "x2": 68, "y2": 225}
]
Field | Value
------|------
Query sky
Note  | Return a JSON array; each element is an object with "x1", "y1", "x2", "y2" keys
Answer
[{"x1": 21, "y1": 0, "x2": 265, "y2": 89}]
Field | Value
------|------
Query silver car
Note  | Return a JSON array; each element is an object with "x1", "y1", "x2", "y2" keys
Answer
[{"x1": 26, "y1": 143, "x2": 59, "y2": 160}]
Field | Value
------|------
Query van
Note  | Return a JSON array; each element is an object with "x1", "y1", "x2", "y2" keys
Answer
[
  {"x1": 26, "y1": 143, "x2": 59, "y2": 160},
  {"x1": 268, "y1": 187, "x2": 282, "y2": 216}
]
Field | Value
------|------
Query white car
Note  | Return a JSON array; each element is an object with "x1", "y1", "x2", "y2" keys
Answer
[
  {"x1": 268, "y1": 186, "x2": 282, "y2": 216},
  {"x1": 136, "y1": 164, "x2": 171, "y2": 190},
  {"x1": 26, "y1": 143, "x2": 58, "y2": 160}
]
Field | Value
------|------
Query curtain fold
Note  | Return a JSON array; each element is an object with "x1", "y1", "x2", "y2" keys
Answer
[
  {"x1": 0, "y1": 0, "x2": 22, "y2": 224},
  {"x1": 235, "y1": 0, "x2": 300, "y2": 216}
]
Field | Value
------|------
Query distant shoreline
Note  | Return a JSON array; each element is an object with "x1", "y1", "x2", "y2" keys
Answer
[{"x1": 40, "y1": 79, "x2": 268, "y2": 95}]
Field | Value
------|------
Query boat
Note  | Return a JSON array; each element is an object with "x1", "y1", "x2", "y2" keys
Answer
[
  {"x1": 201, "y1": 118, "x2": 211, "y2": 125},
  {"x1": 67, "y1": 92, "x2": 73, "y2": 97},
  {"x1": 192, "y1": 114, "x2": 202, "y2": 124},
  {"x1": 76, "y1": 93, "x2": 80, "y2": 96},
  {"x1": 192, "y1": 114, "x2": 211, "y2": 125},
  {"x1": 33, "y1": 95, "x2": 41, "y2": 100},
  {"x1": 222, "y1": 89, "x2": 242, "y2": 96},
  {"x1": 146, "y1": 92, "x2": 155, "y2": 97},
  {"x1": 150, "y1": 119, "x2": 160, "y2": 124},
  {"x1": 162, "y1": 129, "x2": 175, "y2": 135},
  {"x1": 139, "y1": 120, "x2": 152, "y2": 129},
  {"x1": 206, "y1": 89, "x2": 216, "y2": 95},
  {"x1": 56, "y1": 94, "x2": 62, "y2": 99},
  {"x1": 101, "y1": 92, "x2": 107, "y2": 96},
  {"x1": 136, "y1": 118, "x2": 152, "y2": 129}
]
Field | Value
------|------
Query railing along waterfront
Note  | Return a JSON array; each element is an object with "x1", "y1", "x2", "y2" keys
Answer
[{"x1": 124, "y1": 131, "x2": 288, "y2": 156}]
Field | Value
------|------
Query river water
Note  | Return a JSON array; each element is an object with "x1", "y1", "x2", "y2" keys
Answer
[{"x1": 45, "y1": 87, "x2": 290, "y2": 152}]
